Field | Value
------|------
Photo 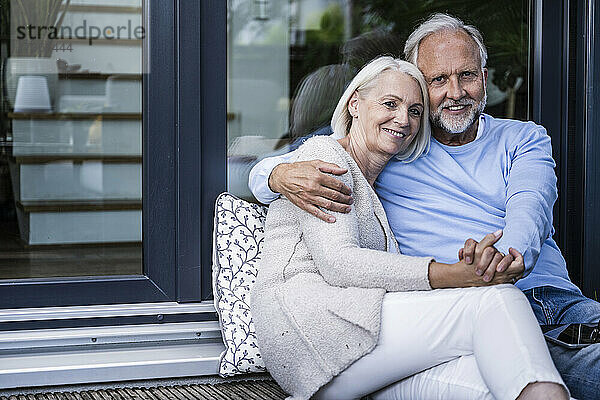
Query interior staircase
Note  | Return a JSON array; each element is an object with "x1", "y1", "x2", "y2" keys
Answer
[{"x1": 6, "y1": 3, "x2": 143, "y2": 246}]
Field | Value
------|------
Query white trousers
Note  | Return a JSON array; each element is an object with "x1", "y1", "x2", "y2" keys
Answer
[{"x1": 314, "y1": 285, "x2": 567, "y2": 400}]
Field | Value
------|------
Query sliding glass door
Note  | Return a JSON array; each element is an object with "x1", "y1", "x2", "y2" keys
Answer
[{"x1": 0, "y1": 0, "x2": 179, "y2": 309}]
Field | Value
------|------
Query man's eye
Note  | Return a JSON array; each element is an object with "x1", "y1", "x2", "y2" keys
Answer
[
  {"x1": 431, "y1": 76, "x2": 444, "y2": 83},
  {"x1": 409, "y1": 108, "x2": 421, "y2": 117},
  {"x1": 383, "y1": 101, "x2": 397, "y2": 108}
]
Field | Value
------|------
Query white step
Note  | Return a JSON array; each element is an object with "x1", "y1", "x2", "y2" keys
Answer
[
  {"x1": 12, "y1": 117, "x2": 141, "y2": 156},
  {"x1": 58, "y1": 79, "x2": 107, "y2": 97},
  {"x1": 56, "y1": 77, "x2": 142, "y2": 113},
  {"x1": 16, "y1": 201, "x2": 141, "y2": 245},
  {"x1": 70, "y1": 0, "x2": 142, "y2": 7},
  {"x1": 8, "y1": 159, "x2": 141, "y2": 201}
]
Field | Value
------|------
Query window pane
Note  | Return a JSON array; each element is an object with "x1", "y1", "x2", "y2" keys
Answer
[
  {"x1": 0, "y1": 0, "x2": 143, "y2": 278},
  {"x1": 227, "y1": 0, "x2": 531, "y2": 201}
]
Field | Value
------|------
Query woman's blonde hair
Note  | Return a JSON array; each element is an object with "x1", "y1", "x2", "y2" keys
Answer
[{"x1": 330, "y1": 56, "x2": 431, "y2": 162}]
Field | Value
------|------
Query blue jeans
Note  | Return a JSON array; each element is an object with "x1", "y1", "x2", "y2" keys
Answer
[{"x1": 524, "y1": 286, "x2": 600, "y2": 400}]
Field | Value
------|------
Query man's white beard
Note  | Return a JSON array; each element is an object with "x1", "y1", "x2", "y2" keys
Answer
[{"x1": 431, "y1": 92, "x2": 487, "y2": 134}]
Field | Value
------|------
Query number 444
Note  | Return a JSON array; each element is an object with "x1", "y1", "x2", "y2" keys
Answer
[{"x1": 53, "y1": 42, "x2": 73, "y2": 52}]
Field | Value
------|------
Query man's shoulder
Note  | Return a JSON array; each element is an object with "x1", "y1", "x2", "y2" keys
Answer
[
  {"x1": 484, "y1": 114, "x2": 545, "y2": 132},
  {"x1": 483, "y1": 114, "x2": 549, "y2": 145}
]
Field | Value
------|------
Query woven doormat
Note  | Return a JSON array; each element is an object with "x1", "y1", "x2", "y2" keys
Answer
[{"x1": 0, "y1": 381, "x2": 287, "y2": 400}]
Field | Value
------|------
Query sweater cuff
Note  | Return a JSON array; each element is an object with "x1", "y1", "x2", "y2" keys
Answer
[
  {"x1": 425, "y1": 258, "x2": 436, "y2": 290},
  {"x1": 424, "y1": 258, "x2": 435, "y2": 290},
  {"x1": 404, "y1": 256, "x2": 435, "y2": 291}
]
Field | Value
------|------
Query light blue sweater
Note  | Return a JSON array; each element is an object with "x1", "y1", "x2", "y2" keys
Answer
[{"x1": 249, "y1": 114, "x2": 580, "y2": 293}]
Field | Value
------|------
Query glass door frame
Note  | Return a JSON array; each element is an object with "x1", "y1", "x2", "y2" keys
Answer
[{"x1": 195, "y1": 0, "x2": 226, "y2": 302}]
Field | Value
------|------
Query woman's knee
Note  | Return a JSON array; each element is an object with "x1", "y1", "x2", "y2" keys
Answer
[
  {"x1": 491, "y1": 283, "x2": 527, "y2": 298},
  {"x1": 462, "y1": 285, "x2": 535, "y2": 323},
  {"x1": 482, "y1": 284, "x2": 529, "y2": 308},
  {"x1": 457, "y1": 284, "x2": 523, "y2": 306}
]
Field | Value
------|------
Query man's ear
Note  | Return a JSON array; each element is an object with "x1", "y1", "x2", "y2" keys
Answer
[
  {"x1": 482, "y1": 67, "x2": 488, "y2": 89},
  {"x1": 348, "y1": 91, "x2": 359, "y2": 118}
]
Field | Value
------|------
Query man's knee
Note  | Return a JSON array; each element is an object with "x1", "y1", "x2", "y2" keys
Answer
[{"x1": 541, "y1": 286, "x2": 600, "y2": 324}]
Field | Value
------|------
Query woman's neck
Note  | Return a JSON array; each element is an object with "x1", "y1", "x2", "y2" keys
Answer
[{"x1": 337, "y1": 133, "x2": 392, "y2": 187}]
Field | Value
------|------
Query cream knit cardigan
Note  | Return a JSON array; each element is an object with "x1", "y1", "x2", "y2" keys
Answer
[{"x1": 250, "y1": 136, "x2": 434, "y2": 400}]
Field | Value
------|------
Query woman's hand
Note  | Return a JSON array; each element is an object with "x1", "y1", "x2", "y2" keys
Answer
[
  {"x1": 457, "y1": 232, "x2": 521, "y2": 283},
  {"x1": 428, "y1": 231, "x2": 525, "y2": 288}
]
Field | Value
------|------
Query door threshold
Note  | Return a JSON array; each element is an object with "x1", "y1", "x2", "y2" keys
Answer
[{"x1": 0, "y1": 321, "x2": 224, "y2": 389}]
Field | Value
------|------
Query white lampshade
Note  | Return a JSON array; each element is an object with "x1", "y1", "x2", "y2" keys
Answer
[{"x1": 13, "y1": 75, "x2": 52, "y2": 113}]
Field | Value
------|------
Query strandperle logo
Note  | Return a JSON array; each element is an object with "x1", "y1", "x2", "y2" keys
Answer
[{"x1": 16, "y1": 19, "x2": 145, "y2": 46}]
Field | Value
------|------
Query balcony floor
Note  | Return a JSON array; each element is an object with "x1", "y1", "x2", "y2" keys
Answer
[{"x1": 0, "y1": 380, "x2": 288, "y2": 400}]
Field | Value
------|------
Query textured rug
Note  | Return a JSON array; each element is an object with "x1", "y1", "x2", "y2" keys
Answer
[{"x1": 0, "y1": 381, "x2": 288, "y2": 400}]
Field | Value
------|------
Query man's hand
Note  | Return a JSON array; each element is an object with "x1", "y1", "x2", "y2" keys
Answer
[
  {"x1": 269, "y1": 160, "x2": 353, "y2": 222},
  {"x1": 430, "y1": 231, "x2": 524, "y2": 288},
  {"x1": 458, "y1": 232, "x2": 517, "y2": 282}
]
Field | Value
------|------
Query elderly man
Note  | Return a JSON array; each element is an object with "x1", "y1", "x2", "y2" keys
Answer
[{"x1": 248, "y1": 13, "x2": 600, "y2": 400}]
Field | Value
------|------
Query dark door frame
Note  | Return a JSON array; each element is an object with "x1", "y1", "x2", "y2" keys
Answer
[
  {"x1": 533, "y1": 0, "x2": 600, "y2": 298},
  {"x1": 0, "y1": 0, "x2": 220, "y2": 309},
  {"x1": 580, "y1": 0, "x2": 600, "y2": 298}
]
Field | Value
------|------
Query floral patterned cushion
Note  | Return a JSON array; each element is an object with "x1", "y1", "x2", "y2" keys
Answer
[{"x1": 212, "y1": 192, "x2": 268, "y2": 376}]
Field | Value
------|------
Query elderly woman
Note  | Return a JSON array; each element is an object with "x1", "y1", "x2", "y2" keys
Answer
[{"x1": 250, "y1": 57, "x2": 568, "y2": 400}]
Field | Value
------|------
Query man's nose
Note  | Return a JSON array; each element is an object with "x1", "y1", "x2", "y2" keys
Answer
[{"x1": 447, "y1": 76, "x2": 466, "y2": 100}]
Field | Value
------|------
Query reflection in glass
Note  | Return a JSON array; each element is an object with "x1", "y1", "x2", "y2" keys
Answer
[
  {"x1": 0, "y1": 0, "x2": 143, "y2": 279},
  {"x1": 227, "y1": 0, "x2": 531, "y2": 202}
]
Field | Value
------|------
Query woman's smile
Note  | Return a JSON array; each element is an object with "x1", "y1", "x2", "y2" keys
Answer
[{"x1": 381, "y1": 126, "x2": 408, "y2": 138}]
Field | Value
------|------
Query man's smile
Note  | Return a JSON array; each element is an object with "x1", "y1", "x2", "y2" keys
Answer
[{"x1": 445, "y1": 104, "x2": 470, "y2": 112}]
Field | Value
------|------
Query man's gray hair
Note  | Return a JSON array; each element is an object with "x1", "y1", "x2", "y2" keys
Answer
[{"x1": 404, "y1": 13, "x2": 488, "y2": 69}]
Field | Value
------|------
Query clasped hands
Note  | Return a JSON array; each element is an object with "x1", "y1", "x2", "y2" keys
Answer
[
  {"x1": 451, "y1": 230, "x2": 524, "y2": 287},
  {"x1": 269, "y1": 160, "x2": 525, "y2": 288}
]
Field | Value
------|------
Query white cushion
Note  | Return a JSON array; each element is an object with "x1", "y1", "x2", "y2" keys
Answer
[{"x1": 212, "y1": 192, "x2": 268, "y2": 376}]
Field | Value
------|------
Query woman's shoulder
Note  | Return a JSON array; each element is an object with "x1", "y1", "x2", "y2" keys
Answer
[{"x1": 292, "y1": 135, "x2": 352, "y2": 168}]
